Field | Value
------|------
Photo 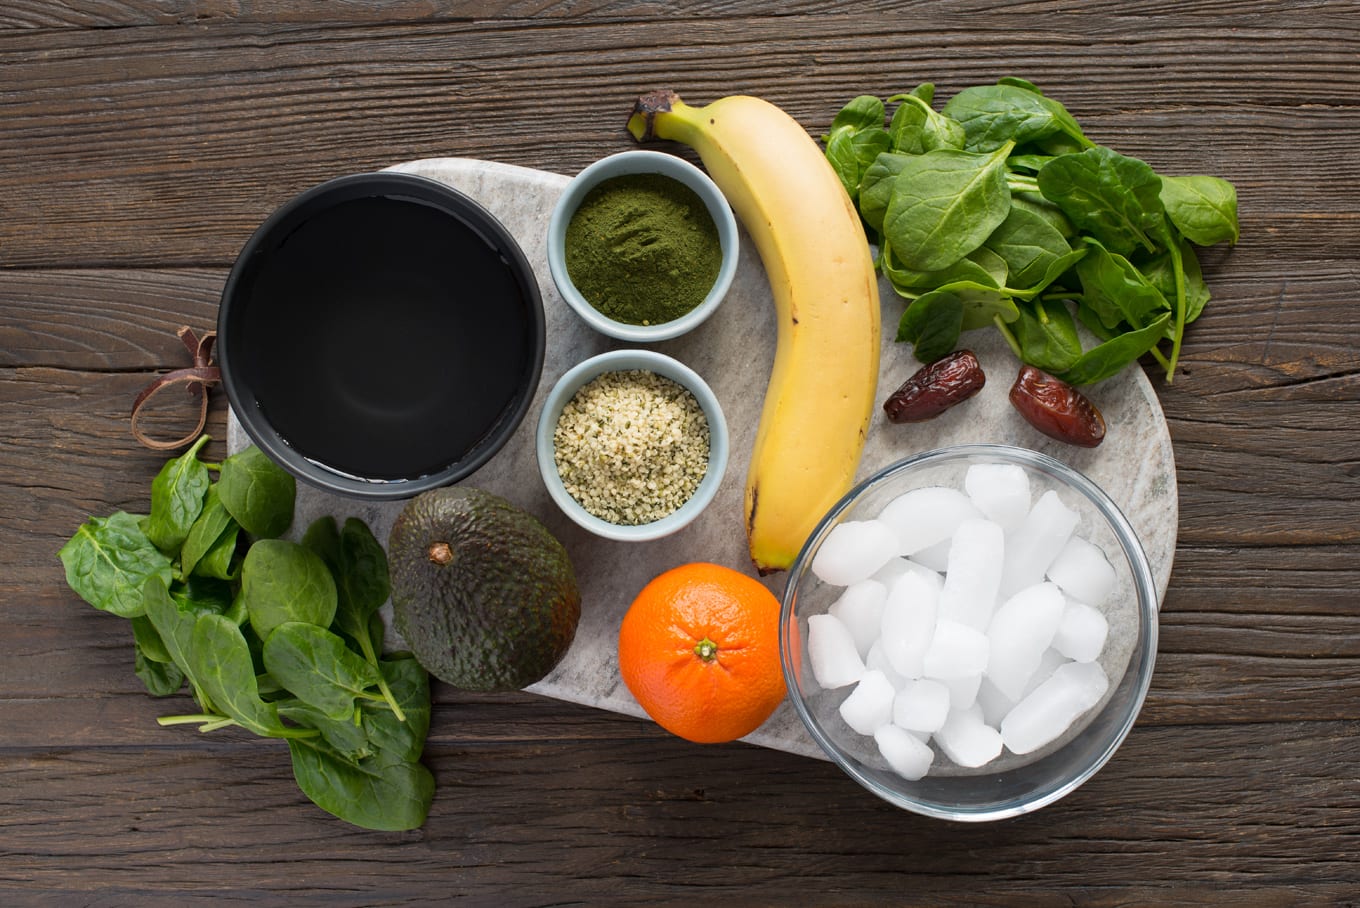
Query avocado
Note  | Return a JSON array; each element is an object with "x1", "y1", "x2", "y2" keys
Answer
[{"x1": 388, "y1": 487, "x2": 581, "y2": 691}]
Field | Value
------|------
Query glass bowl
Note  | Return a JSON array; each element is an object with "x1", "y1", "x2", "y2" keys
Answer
[
  {"x1": 546, "y1": 150, "x2": 739, "y2": 342},
  {"x1": 780, "y1": 443, "x2": 1159, "y2": 821},
  {"x1": 535, "y1": 348, "x2": 729, "y2": 542}
]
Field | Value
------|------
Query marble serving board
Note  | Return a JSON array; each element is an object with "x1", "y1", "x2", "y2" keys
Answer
[{"x1": 228, "y1": 156, "x2": 1177, "y2": 760}]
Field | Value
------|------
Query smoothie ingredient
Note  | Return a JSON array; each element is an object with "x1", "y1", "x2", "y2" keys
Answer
[
  {"x1": 552, "y1": 369, "x2": 710, "y2": 525},
  {"x1": 806, "y1": 461, "x2": 1116, "y2": 778},
  {"x1": 57, "y1": 438, "x2": 434, "y2": 831},
  {"x1": 1009, "y1": 365, "x2": 1108, "y2": 448},
  {"x1": 565, "y1": 172, "x2": 723, "y2": 325},
  {"x1": 629, "y1": 90, "x2": 880, "y2": 574},
  {"x1": 618, "y1": 562, "x2": 785, "y2": 744},
  {"x1": 388, "y1": 487, "x2": 581, "y2": 692},
  {"x1": 825, "y1": 78, "x2": 1239, "y2": 385},
  {"x1": 883, "y1": 350, "x2": 986, "y2": 423}
]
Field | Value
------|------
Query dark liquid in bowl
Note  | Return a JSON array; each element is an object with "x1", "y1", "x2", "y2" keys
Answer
[{"x1": 235, "y1": 194, "x2": 534, "y2": 481}]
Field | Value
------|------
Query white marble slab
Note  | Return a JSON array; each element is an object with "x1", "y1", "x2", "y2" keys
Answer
[{"x1": 228, "y1": 156, "x2": 1176, "y2": 760}]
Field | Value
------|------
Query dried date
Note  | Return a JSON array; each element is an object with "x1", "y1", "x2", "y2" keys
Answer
[
  {"x1": 883, "y1": 350, "x2": 986, "y2": 423},
  {"x1": 1008, "y1": 365, "x2": 1106, "y2": 448}
]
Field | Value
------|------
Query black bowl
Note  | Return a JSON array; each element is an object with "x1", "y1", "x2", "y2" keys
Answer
[{"x1": 218, "y1": 172, "x2": 545, "y2": 500}]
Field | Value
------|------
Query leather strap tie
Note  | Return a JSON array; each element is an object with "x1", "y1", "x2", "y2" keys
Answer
[{"x1": 130, "y1": 326, "x2": 222, "y2": 451}]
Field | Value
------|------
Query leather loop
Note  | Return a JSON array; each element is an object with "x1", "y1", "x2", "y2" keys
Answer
[{"x1": 130, "y1": 326, "x2": 222, "y2": 451}]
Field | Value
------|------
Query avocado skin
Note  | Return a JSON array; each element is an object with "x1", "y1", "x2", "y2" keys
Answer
[{"x1": 388, "y1": 487, "x2": 581, "y2": 691}]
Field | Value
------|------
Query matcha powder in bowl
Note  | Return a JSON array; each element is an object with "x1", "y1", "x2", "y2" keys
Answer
[
  {"x1": 552, "y1": 369, "x2": 711, "y2": 526},
  {"x1": 563, "y1": 173, "x2": 723, "y2": 326}
]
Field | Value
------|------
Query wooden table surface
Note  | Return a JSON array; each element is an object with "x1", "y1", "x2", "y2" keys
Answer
[{"x1": 4, "y1": 2, "x2": 1358, "y2": 904}]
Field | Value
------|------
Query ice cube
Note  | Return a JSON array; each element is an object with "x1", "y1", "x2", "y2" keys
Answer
[
  {"x1": 806, "y1": 613, "x2": 865, "y2": 689},
  {"x1": 865, "y1": 639, "x2": 907, "y2": 689},
  {"x1": 935, "y1": 704, "x2": 1004, "y2": 768},
  {"x1": 1000, "y1": 661, "x2": 1110, "y2": 755},
  {"x1": 892, "y1": 678, "x2": 951, "y2": 733},
  {"x1": 985, "y1": 581, "x2": 1066, "y2": 701},
  {"x1": 946, "y1": 673, "x2": 983, "y2": 710},
  {"x1": 828, "y1": 579, "x2": 888, "y2": 657},
  {"x1": 1047, "y1": 535, "x2": 1116, "y2": 606},
  {"x1": 877, "y1": 486, "x2": 982, "y2": 556},
  {"x1": 1052, "y1": 599, "x2": 1110, "y2": 663},
  {"x1": 1022, "y1": 648, "x2": 1070, "y2": 698},
  {"x1": 872, "y1": 556, "x2": 942, "y2": 592},
  {"x1": 909, "y1": 539, "x2": 952, "y2": 573},
  {"x1": 975, "y1": 676, "x2": 1017, "y2": 727},
  {"x1": 964, "y1": 462, "x2": 1031, "y2": 532},
  {"x1": 937, "y1": 518, "x2": 1006, "y2": 630},
  {"x1": 878, "y1": 570, "x2": 939, "y2": 679},
  {"x1": 874, "y1": 723, "x2": 935, "y2": 781},
  {"x1": 811, "y1": 519, "x2": 900, "y2": 586},
  {"x1": 922, "y1": 619, "x2": 990, "y2": 680},
  {"x1": 839, "y1": 669, "x2": 896, "y2": 735},
  {"x1": 1000, "y1": 490, "x2": 1080, "y2": 598}
]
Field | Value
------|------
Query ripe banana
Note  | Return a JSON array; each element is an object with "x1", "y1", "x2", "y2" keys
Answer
[{"x1": 628, "y1": 91, "x2": 881, "y2": 574}]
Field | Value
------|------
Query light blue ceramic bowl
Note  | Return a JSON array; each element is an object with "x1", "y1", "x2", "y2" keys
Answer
[
  {"x1": 546, "y1": 150, "x2": 739, "y2": 342},
  {"x1": 535, "y1": 349, "x2": 729, "y2": 542}
]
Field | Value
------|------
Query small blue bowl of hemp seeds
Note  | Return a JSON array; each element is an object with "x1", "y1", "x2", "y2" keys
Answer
[
  {"x1": 546, "y1": 150, "x2": 739, "y2": 342},
  {"x1": 535, "y1": 348, "x2": 729, "y2": 542}
]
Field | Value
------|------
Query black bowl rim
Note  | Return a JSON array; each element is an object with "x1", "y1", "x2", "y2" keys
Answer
[{"x1": 217, "y1": 170, "x2": 546, "y2": 501}]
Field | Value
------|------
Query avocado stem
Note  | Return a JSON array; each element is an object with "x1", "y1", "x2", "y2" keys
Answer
[{"x1": 428, "y1": 541, "x2": 453, "y2": 566}]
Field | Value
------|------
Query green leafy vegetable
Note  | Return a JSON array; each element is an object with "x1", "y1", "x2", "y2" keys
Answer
[
  {"x1": 241, "y1": 539, "x2": 338, "y2": 642},
  {"x1": 217, "y1": 445, "x2": 295, "y2": 539},
  {"x1": 58, "y1": 440, "x2": 434, "y2": 831},
  {"x1": 884, "y1": 142, "x2": 1016, "y2": 272},
  {"x1": 58, "y1": 512, "x2": 173, "y2": 618},
  {"x1": 824, "y1": 78, "x2": 1240, "y2": 384},
  {"x1": 143, "y1": 435, "x2": 212, "y2": 554}
]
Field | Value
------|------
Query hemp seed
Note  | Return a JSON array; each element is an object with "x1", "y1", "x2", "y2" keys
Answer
[{"x1": 552, "y1": 369, "x2": 710, "y2": 526}]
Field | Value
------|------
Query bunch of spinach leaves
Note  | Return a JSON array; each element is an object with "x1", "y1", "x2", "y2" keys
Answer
[
  {"x1": 824, "y1": 78, "x2": 1239, "y2": 384},
  {"x1": 57, "y1": 435, "x2": 433, "y2": 831}
]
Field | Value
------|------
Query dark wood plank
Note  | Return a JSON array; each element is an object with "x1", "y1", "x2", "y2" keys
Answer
[
  {"x1": 0, "y1": 15, "x2": 1356, "y2": 267},
  {"x1": 0, "y1": 723, "x2": 1355, "y2": 900}
]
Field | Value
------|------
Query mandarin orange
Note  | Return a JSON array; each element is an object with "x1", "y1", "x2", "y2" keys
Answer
[{"x1": 617, "y1": 562, "x2": 786, "y2": 744}]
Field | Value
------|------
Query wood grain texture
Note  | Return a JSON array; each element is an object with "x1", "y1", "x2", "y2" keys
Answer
[{"x1": 2, "y1": 1, "x2": 1359, "y2": 903}]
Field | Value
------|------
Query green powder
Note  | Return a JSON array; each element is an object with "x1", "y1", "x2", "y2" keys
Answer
[{"x1": 564, "y1": 172, "x2": 723, "y2": 326}]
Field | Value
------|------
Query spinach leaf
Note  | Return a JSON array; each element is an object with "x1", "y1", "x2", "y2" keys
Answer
[
  {"x1": 263, "y1": 622, "x2": 382, "y2": 721},
  {"x1": 241, "y1": 539, "x2": 338, "y2": 642},
  {"x1": 884, "y1": 141, "x2": 1015, "y2": 272},
  {"x1": 1075, "y1": 239, "x2": 1171, "y2": 331},
  {"x1": 134, "y1": 645, "x2": 185, "y2": 697},
  {"x1": 188, "y1": 613, "x2": 300, "y2": 738},
  {"x1": 144, "y1": 575, "x2": 213, "y2": 712},
  {"x1": 888, "y1": 89, "x2": 965, "y2": 154},
  {"x1": 131, "y1": 614, "x2": 173, "y2": 663},
  {"x1": 859, "y1": 152, "x2": 911, "y2": 235},
  {"x1": 179, "y1": 487, "x2": 235, "y2": 579},
  {"x1": 217, "y1": 446, "x2": 295, "y2": 539},
  {"x1": 824, "y1": 95, "x2": 890, "y2": 201},
  {"x1": 1008, "y1": 247, "x2": 1088, "y2": 301},
  {"x1": 1160, "y1": 174, "x2": 1239, "y2": 246},
  {"x1": 278, "y1": 700, "x2": 371, "y2": 761},
  {"x1": 169, "y1": 574, "x2": 235, "y2": 617},
  {"x1": 1012, "y1": 300, "x2": 1084, "y2": 374},
  {"x1": 1062, "y1": 311, "x2": 1173, "y2": 385},
  {"x1": 58, "y1": 512, "x2": 173, "y2": 618},
  {"x1": 305, "y1": 516, "x2": 404, "y2": 720},
  {"x1": 143, "y1": 434, "x2": 211, "y2": 554},
  {"x1": 286, "y1": 737, "x2": 434, "y2": 832},
  {"x1": 193, "y1": 520, "x2": 239, "y2": 580},
  {"x1": 983, "y1": 202, "x2": 1074, "y2": 290},
  {"x1": 1141, "y1": 239, "x2": 1211, "y2": 325},
  {"x1": 897, "y1": 287, "x2": 964, "y2": 363},
  {"x1": 360, "y1": 656, "x2": 432, "y2": 764},
  {"x1": 1037, "y1": 146, "x2": 1166, "y2": 256},
  {"x1": 942, "y1": 81, "x2": 1092, "y2": 153}
]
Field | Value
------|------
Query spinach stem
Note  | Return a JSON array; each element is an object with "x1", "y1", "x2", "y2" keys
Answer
[
  {"x1": 1164, "y1": 231, "x2": 1188, "y2": 383},
  {"x1": 358, "y1": 634, "x2": 408, "y2": 723},
  {"x1": 993, "y1": 314, "x2": 1024, "y2": 361}
]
